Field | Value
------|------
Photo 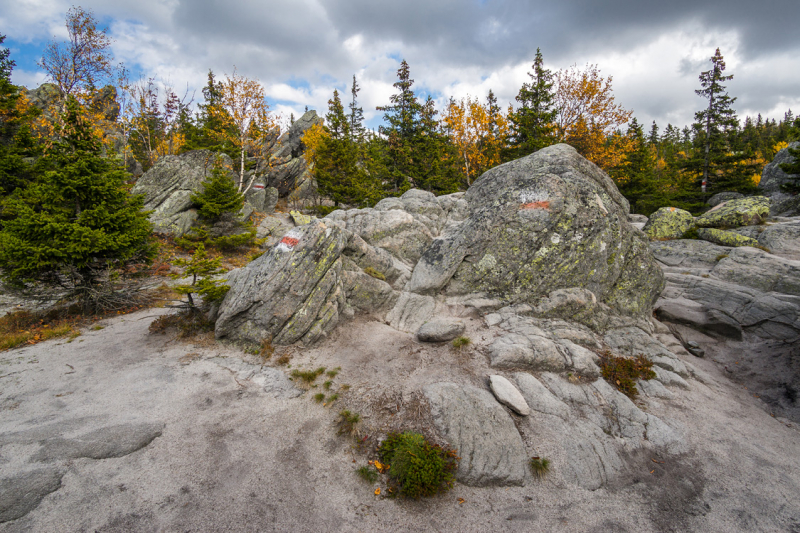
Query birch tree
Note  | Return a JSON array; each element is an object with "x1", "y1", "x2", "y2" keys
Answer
[{"x1": 209, "y1": 68, "x2": 276, "y2": 193}]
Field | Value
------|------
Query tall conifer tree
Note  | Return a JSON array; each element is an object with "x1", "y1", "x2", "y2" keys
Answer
[
  {"x1": 691, "y1": 48, "x2": 739, "y2": 193},
  {"x1": 507, "y1": 48, "x2": 557, "y2": 159}
]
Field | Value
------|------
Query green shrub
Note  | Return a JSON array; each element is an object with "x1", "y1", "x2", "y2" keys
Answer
[
  {"x1": 378, "y1": 432, "x2": 459, "y2": 499},
  {"x1": 598, "y1": 352, "x2": 656, "y2": 399},
  {"x1": 191, "y1": 161, "x2": 244, "y2": 222},
  {"x1": 171, "y1": 243, "x2": 229, "y2": 309},
  {"x1": 313, "y1": 205, "x2": 340, "y2": 217},
  {"x1": 312, "y1": 393, "x2": 325, "y2": 403}
]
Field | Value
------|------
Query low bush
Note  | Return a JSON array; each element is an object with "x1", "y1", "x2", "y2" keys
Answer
[
  {"x1": 378, "y1": 432, "x2": 459, "y2": 499},
  {"x1": 598, "y1": 352, "x2": 656, "y2": 399}
]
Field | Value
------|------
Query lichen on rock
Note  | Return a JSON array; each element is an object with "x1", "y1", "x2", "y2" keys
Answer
[{"x1": 643, "y1": 207, "x2": 695, "y2": 240}]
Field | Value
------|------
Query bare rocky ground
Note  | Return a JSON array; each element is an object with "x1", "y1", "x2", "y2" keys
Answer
[{"x1": 1, "y1": 306, "x2": 799, "y2": 532}]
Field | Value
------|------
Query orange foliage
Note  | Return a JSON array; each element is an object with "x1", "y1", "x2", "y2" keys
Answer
[
  {"x1": 554, "y1": 64, "x2": 634, "y2": 170},
  {"x1": 443, "y1": 96, "x2": 509, "y2": 184}
]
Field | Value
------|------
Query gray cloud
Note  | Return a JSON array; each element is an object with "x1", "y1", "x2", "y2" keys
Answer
[{"x1": 4, "y1": 0, "x2": 799, "y2": 129}]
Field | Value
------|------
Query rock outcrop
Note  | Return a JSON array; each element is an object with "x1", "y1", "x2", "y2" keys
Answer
[
  {"x1": 216, "y1": 144, "x2": 697, "y2": 490},
  {"x1": 261, "y1": 111, "x2": 323, "y2": 199},
  {"x1": 401, "y1": 144, "x2": 662, "y2": 319},
  {"x1": 131, "y1": 150, "x2": 232, "y2": 236},
  {"x1": 759, "y1": 141, "x2": 799, "y2": 201},
  {"x1": 694, "y1": 196, "x2": 770, "y2": 228}
]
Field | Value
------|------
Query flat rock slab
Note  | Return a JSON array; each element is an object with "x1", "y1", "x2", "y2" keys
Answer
[
  {"x1": 31, "y1": 422, "x2": 165, "y2": 462},
  {"x1": 488, "y1": 375, "x2": 530, "y2": 415},
  {"x1": 417, "y1": 319, "x2": 465, "y2": 342},
  {"x1": 424, "y1": 382, "x2": 528, "y2": 486},
  {"x1": 0, "y1": 468, "x2": 63, "y2": 523}
]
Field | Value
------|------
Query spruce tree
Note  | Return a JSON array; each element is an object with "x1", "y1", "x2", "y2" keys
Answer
[
  {"x1": 191, "y1": 159, "x2": 244, "y2": 222},
  {"x1": 377, "y1": 60, "x2": 421, "y2": 193},
  {"x1": 691, "y1": 48, "x2": 741, "y2": 193},
  {"x1": 507, "y1": 48, "x2": 557, "y2": 159},
  {"x1": 348, "y1": 75, "x2": 365, "y2": 142},
  {"x1": 315, "y1": 89, "x2": 373, "y2": 206},
  {"x1": 615, "y1": 118, "x2": 658, "y2": 214},
  {"x1": 0, "y1": 34, "x2": 39, "y2": 198},
  {"x1": 0, "y1": 98, "x2": 153, "y2": 311}
]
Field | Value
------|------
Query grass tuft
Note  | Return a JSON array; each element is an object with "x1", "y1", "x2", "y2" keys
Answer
[
  {"x1": 356, "y1": 465, "x2": 379, "y2": 483},
  {"x1": 529, "y1": 457, "x2": 551, "y2": 479},
  {"x1": 291, "y1": 367, "x2": 326, "y2": 384},
  {"x1": 337, "y1": 410, "x2": 360, "y2": 435},
  {"x1": 451, "y1": 336, "x2": 471, "y2": 350}
]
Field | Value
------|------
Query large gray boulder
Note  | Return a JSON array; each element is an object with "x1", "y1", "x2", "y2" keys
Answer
[
  {"x1": 694, "y1": 196, "x2": 770, "y2": 228},
  {"x1": 760, "y1": 141, "x2": 799, "y2": 199},
  {"x1": 131, "y1": 150, "x2": 235, "y2": 236},
  {"x1": 707, "y1": 191, "x2": 744, "y2": 207},
  {"x1": 215, "y1": 220, "x2": 348, "y2": 345},
  {"x1": 404, "y1": 144, "x2": 663, "y2": 318}
]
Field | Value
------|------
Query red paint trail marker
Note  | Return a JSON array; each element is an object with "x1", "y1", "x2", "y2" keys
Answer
[
  {"x1": 521, "y1": 201, "x2": 550, "y2": 210},
  {"x1": 252, "y1": 184, "x2": 265, "y2": 190},
  {"x1": 280, "y1": 236, "x2": 299, "y2": 247}
]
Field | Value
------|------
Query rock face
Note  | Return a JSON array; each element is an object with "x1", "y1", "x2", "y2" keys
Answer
[
  {"x1": 760, "y1": 142, "x2": 799, "y2": 200},
  {"x1": 652, "y1": 238, "x2": 800, "y2": 343},
  {"x1": 643, "y1": 207, "x2": 694, "y2": 240},
  {"x1": 215, "y1": 221, "x2": 348, "y2": 345},
  {"x1": 424, "y1": 382, "x2": 528, "y2": 486},
  {"x1": 695, "y1": 196, "x2": 770, "y2": 228},
  {"x1": 262, "y1": 111, "x2": 323, "y2": 198},
  {"x1": 405, "y1": 144, "x2": 663, "y2": 318},
  {"x1": 131, "y1": 150, "x2": 233, "y2": 236}
]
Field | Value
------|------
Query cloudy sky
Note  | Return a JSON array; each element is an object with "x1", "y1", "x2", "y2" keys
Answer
[{"x1": 2, "y1": 0, "x2": 799, "y2": 132}]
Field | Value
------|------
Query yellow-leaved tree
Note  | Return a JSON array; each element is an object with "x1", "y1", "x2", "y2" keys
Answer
[
  {"x1": 554, "y1": 64, "x2": 634, "y2": 171},
  {"x1": 209, "y1": 68, "x2": 278, "y2": 193},
  {"x1": 443, "y1": 94, "x2": 509, "y2": 185}
]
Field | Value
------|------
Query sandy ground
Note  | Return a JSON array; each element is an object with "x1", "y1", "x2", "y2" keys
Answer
[{"x1": 1, "y1": 309, "x2": 799, "y2": 532}]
